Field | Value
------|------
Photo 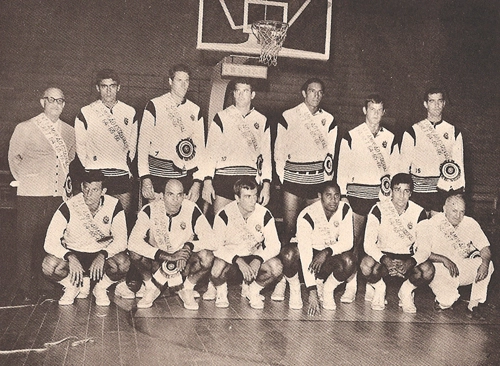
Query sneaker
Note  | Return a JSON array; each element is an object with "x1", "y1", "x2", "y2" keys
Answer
[
  {"x1": 192, "y1": 290, "x2": 201, "y2": 298},
  {"x1": 433, "y1": 300, "x2": 453, "y2": 312},
  {"x1": 398, "y1": 283, "x2": 417, "y2": 314},
  {"x1": 137, "y1": 286, "x2": 161, "y2": 309},
  {"x1": 215, "y1": 285, "x2": 229, "y2": 308},
  {"x1": 322, "y1": 296, "x2": 336, "y2": 310},
  {"x1": 271, "y1": 277, "x2": 286, "y2": 301},
  {"x1": 289, "y1": 283, "x2": 303, "y2": 310},
  {"x1": 364, "y1": 283, "x2": 375, "y2": 302},
  {"x1": 136, "y1": 284, "x2": 145, "y2": 298},
  {"x1": 93, "y1": 284, "x2": 111, "y2": 307},
  {"x1": 59, "y1": 284, "x2": 80, "y2": 305},
  {"x1": 115, "y1": 281, "x2": 136, "y2": 299},
  {"x1": 466, "y1": 306, "x2": 486, "y2": 321},
  {"x1": 178, "y1": 288, "x2": 199, "y2": 310},
  {"x1": 241, "y1": 283, "x2": 264, "y2": 300},
  {"x1": 76, "y1": 277, "x2": 90, "y2": 299},
  {"x1": 203, "y1": 281, "x2": 217, "y2": 301},
  {"x1": 371, "y1": 282, "x2": 386, "y2": 311},
  {"x1": 248, "y1": 284, "x2": 265, "y2": 310}
]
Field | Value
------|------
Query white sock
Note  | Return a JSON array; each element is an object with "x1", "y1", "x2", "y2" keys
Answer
[
  {"x1": 183, "y1": 277, "x2": 195, "y2": 291},
  {"x1": 287, "y1": 273, "x2": 300, "y2": 286}
]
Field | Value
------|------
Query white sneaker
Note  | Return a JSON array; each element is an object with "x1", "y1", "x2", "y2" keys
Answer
[
  {"x1": 136, "y1": 284, "x2": 145, "y2": 298},
  {"x1": 76, "y1": 277, "x2": 90, "y2": 299},
  {"x1": 59, "y1": 284, "x2": 80, "y2": 305},
  {"x1": 93, "y1": 284, "x2": 111, "y2": 307},
  {"x1": 322, "y1": 296, "x2": 337, "y2": 310},
  {"x1": 115, "y1": 281, "x2": 136, "y2": 299},
  {"x1": 203, "y1": 281, "x2": 217, "y2": 301},
  {"x1": 371, "y1": 281, "x2": 386, "y2": 311},
  {"x1": 178, "y1": 288, "x2": 199, "y2": 310},
  {"x1": 398, "y1": 281, "x2": 417, "y2": 314},
  {"x1": 271, "y1": 277, "x2": 286, "y2": 301},
  {"x1": 364, "y1": 282, "x2": 375, "y2": 302},
  {"x1": 241, "y1": 282, "x2": 264, "y2": 300},
  {"x1": 248, "y1": 283, "x2": 264, "y2": 310},
  {"x1": 215, "y1": 284, "x2": 229, "y2": 308},
  {"x1": 289, "y1": 282, "x2": 303, "y2": 310},
  {"x1": 137, "y1": 286, "x2": 161, "y2": 309}
]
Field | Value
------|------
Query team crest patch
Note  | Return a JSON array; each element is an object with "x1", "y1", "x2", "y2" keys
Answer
[
  {"x1": 323, "y1": 153, "x2": 333, "y2": 175},
  {"x1": 254, "y1": 122, "x2": 259, "y2": 130},
  {"x1": 407, "y1": 222, "x2": 413, "y2": 230},
  {"x1": 321, "y1": 118, "x2": 326, "y2": 126},
  {"x1": 191, "y1": 114, "x2": 195, "y2": 121},
  {"x1": 380, "y1": 175, "x2": 391, "y2": 196},
  {"x1": 255, "y1": 224, "x2": 262, "y2": 232},
  {"x1": 124, "y1": 118, "x2": 129, "y2": 125},
  {"x1": 176, "y1": 138, "x2": 196, "y2": 161},
  {"x1": 256, "y1": 155, "x2": 263, "y2": 176},
  {"x1": 443, "y1": 132, "x2": 449, "y2": 139},
  {"x1": 180, "y1": 222, "x2": 186, "y2": 230},
  {"x1": 103, "y1": 216, "x2": 109, "y2": 224},
  {"x1": 334, "y1": 221, "x2": 339, "y2": 227},
  {"x1": 382, "y1": 141, "x2": 387, "y2": 148}
]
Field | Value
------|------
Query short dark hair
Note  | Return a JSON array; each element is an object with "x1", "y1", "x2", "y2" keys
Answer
[
  {"x1": 301, "y1": 78, "x2": 325, "y2": 94},
  {"x1": 169, "y1": 64, "x2": 191, "y2": 79},
  {"x1": 424, "y1": 87, "x2": 446, "y2": 102},
  {"x1": 364, "y1": 93, "x2": 385, "y2": 109},
  {"x1": 95, "y1": 69, "x2": 120, "y2": 86},
  {"x1": 391, "y1": 173, "x2": 413, "y2": 192},
  {"x1": 233, "y1": 178, "x2": 258, "y2": 197},
  {"x1": 232, "y1": 77, "x2": 253, "y2": 92},
  {"x1": 319, "y1": 180, "x2": 340, "y2": 195},
  {"x1": 82, "y1": 170, "x2": 105, "y2": 184}
]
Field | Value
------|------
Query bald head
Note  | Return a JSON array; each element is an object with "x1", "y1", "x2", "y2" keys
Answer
[
  {"x1": 443, "y1": 195, "x2": 466, "y2": 227},
  {"x1": 163, "y1": 179, "x2": 185, "y2": 215},
  {"x1": 40, "y1": 87, "x2": 65, "y2": 122}
]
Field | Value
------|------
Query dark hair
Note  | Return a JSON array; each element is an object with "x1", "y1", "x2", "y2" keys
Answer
[
  {"x1": 301, "y1": 78, "x2": 325, "y2": 94},
  {"x1": 391, "y1": 173, "x2": 413, "y2": 192},
  {"x1": 82, "y1": 170, "x2": 105, "y2": 184},
  {"x1": 169, "y1": 64, "x2": 191, "y2": 79},
  {"x1": 232, "y1": 77, "x2": 253, "y2": 92},
  {"x1": 319, "y1": 180, "x2": 341, "y2": 195},
  {"x1": 424, "y1": 87, "x2": 446, "y2": 102},
  {"x1": 364, "y1": 93, "x2": 385, "y2": 109},
  {"x1": 233, "y1": 177, "x2": 258, "y2": 197},
  {"x1": 95, "y1": 69, "x2": 120, "y2": 86}
]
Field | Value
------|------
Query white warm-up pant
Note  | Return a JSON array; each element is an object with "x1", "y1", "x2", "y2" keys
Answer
[{"x1": 429, "y1": 258, "x2": 494, "y2": 308}]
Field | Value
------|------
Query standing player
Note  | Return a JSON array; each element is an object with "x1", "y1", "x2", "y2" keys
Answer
[
  {"x1": 208, "y1": 178, "x2": 282, "y2": 309},
  {"x1": 360, "y1": 173, "x2": 434, "y2": 313},
  {"x1": 42, "y1": 170, "x2": 129, "y2": 306},
  {"x1": 399, "y1": 88, "x2": 465, "y2": 216},
  {"x1": 272, "y1": 78, "x2": 337, "y2": 302},
  {"x1": 127, "y1": 179, "x2": 215, "y2": 309},
  {"x1": 137, "y1": 64, "x2": 205, "y2": 202},
  {"x1": 336, "y1": 94, "x2": 398, "y2": 302},
  {"x1": 202, "y1": 78, "x2": 272, "y2": 214},
  {"x1": 279, "y1": 181, "x2": 355, "y2": 314},
  {"x1": 9, "y1": 87, "x2": 76, "y2": 303},
  {"x1": 75, "y1": 69, "x2": 138, "y2": 214}
]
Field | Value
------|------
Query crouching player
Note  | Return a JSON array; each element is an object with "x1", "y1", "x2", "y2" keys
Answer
[
  {"x1": 279, "y1": 181, "x2": 356, "y2": 315},
  {"x1": 127, "y1": 179, "x2": 215, "y2": 309},
  {"x1": 42, "y1": 170, "x2": 129, "y2": 306},
  {"x1": 209, "y1": 178, "x2": 282, "y2": 309},
  {"x1": 360, "y1": 173, "x2": 434, "y2": 313}
]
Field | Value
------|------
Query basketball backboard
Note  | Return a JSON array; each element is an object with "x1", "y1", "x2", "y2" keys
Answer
[{"x1": 197, "y1": 0, "x2": 332, "y2": 61}]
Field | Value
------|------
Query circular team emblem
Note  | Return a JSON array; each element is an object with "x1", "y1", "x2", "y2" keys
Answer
[
  {"x1": 407, "y1": 222, "x2": 413, "y2": 230},
  {"x1": 256, "y1": 155, "x2": 263, "y2": 176},
  {"x1": 321, "y1": 118, "x2": 326, "y2": 126},
  {"x1": 163, "y1": 261, "x2": 180, "y2": 275},
  {"x1": 334, "y1": 221, "x2": 339, "y2": 227},
  {"x1": 440, "y1": 160, "x2": 461, "y2": 182},
  {"x1": 254, "y1": 122, "x2": 260, "y2": 130},
  {"x1": 180, "y1": 222, "x2": 186, "y2": 230},
  {"x1": 103, "y1": 216, "x2": 109, "y2": 224},
  {"x1": 380, "y1": 175, "x2": 391, "y2": 196},
  {"x1": 323, "y1": 153, "x2": 334, "y2": 176},
  {"x1": 64, "y1": 174, "x2": 73, "y2": 198},
  {"x1": 443, "y1": 132, "x2": 449, "y2": 140},
  {"x1": 176, "y1": 138, "x2": 196, "y2": 161},
  {"x1": 382, "y1": 141, "x2": 387, "y2": 148},
  {"x1": 124, "y1": 118, "x2": 129, "y2": 125},
  {"x1": 255, "y1": 224, "x2": 262, "y2": 232}
]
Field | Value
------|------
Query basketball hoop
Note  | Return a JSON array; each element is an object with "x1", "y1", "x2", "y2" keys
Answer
[{"x1": 251, "y1": 20, "x2": 289, "y2": 66}]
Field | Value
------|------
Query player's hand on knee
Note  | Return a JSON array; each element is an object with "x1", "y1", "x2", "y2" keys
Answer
[
  {"x1": 309, "y1": 250, "x2": 328, "y2": 275},
  {"x1": 249, "y1": 259, "x2": 261, "y2": 279},
  {"x1": 307, "y1": 290, "x2": 321, "y2": 316},
  {"x1": 141, "y1": 178, "x2": 156, "y2": 200},
  {"x1": 236, "y1": 258, "x2": 254, "y2": 282},
  {"x1": 475, "y1": 262, "x2": 489, "y2": 282},
  {"x1": 443, "y1": 258, "x2": 459, "y2": 277},
  {"x1": 68, "y1": 254, "x2": 85, "y2": 286},
  {"x1": 90, "y1": 253, "x2": 105, "y2": 281}
]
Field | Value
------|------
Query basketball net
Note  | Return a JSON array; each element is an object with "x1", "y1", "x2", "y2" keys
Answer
[{"x1": 251, "y1": 20, "x2": 289, "y2": 66}]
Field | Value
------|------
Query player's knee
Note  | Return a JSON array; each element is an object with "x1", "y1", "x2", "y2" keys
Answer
[
  {"x1": 197, "y1": 250, "x2": 215, "y2": 270},
  {"x1": 411, "y1": 261, "x2": 435, "y2": 285},
  {"x1": 108, "y1": 252, "x2": 130, "y2": 275},
  {"x1": 265, "y1": 257, "x2": 283, "y2": 279},
  {"x1": 280, "y1": 245, "x2": 299, "y2": 276},
  {"x1": 129, "y1": 251, "x2": 143, "y2": 263},
  {"x1": 210, "y1": 258, "x2": 227, "y2": 280},
  {"x1": 360, "y1": 255, "x2": 375, "y2": 278}
]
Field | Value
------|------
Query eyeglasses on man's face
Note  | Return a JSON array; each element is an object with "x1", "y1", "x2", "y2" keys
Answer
[{"x1": 44, "y1": 96, "x2": 65, "y2": 105}]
